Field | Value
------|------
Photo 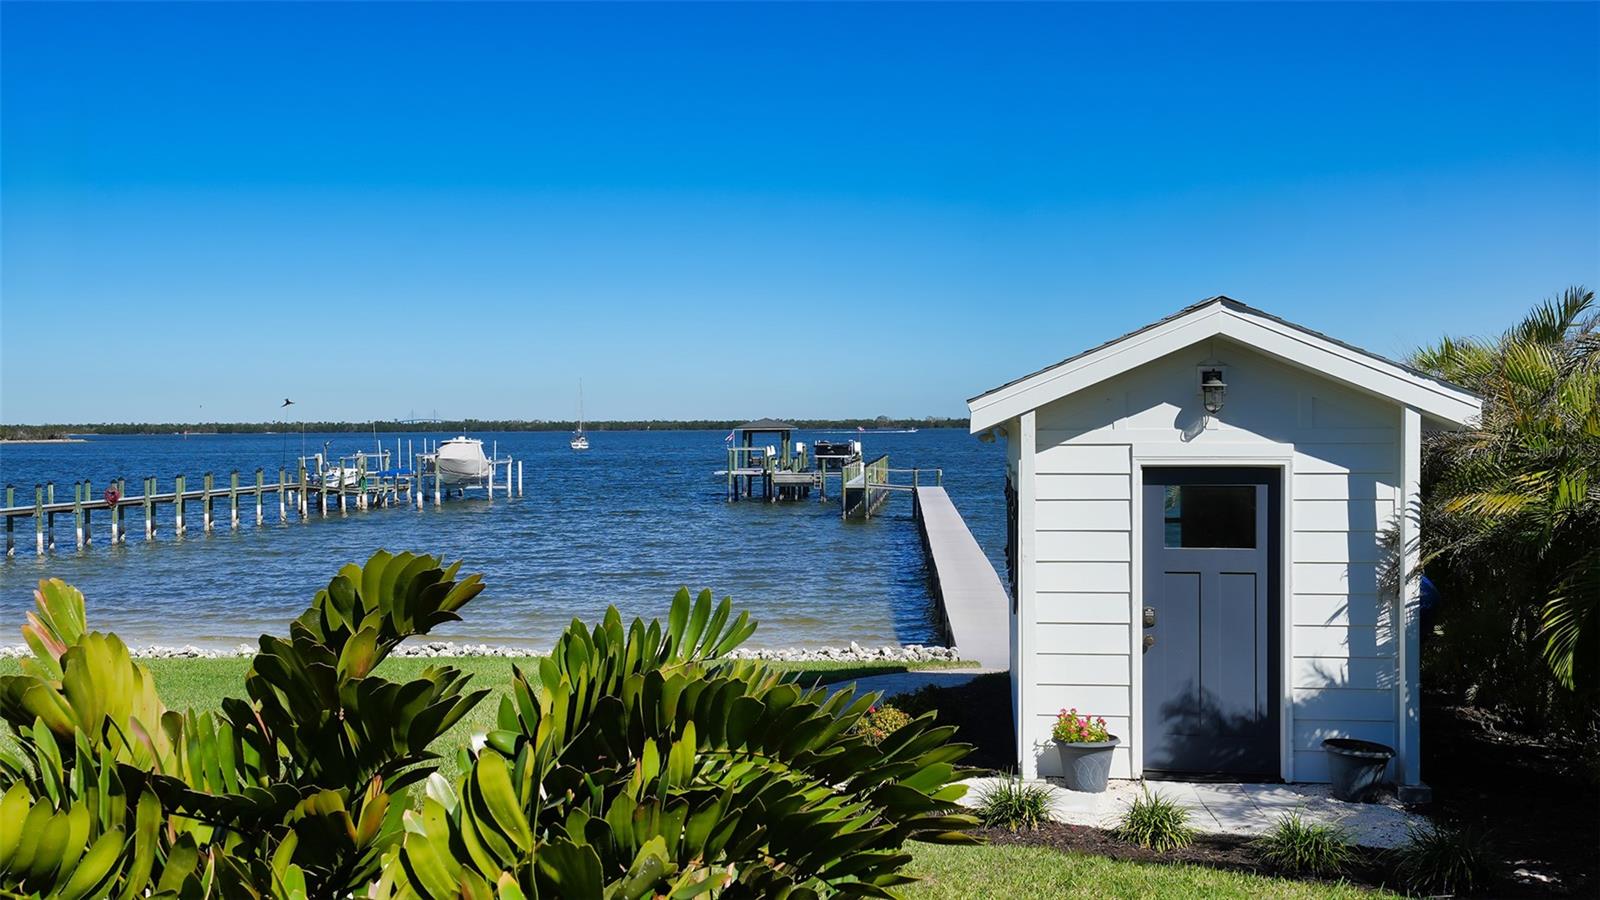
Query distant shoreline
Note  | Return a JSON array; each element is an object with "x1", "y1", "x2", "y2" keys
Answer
[
  {"x1": 0, "y1": 437, "x2": 89, "y2": 444},
  {"x1": 2, "y1": 417, "x2": 968, "y2": 439}
]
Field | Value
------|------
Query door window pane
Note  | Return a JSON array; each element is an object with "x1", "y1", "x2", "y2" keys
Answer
[{"x1": 1163, "y1": 485, "x2": 1256, "y2": 548}]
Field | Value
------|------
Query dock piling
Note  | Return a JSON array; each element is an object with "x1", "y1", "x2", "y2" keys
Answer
[
  {"x1": 279, "y1": 468, "x2": 288, "y2": 521},
  {"x1": 517, "y1": 460, "x2": 523, "y2": 496},
  {"x1": 74, "y1": 482, "x2": 85, "y2": 549},
  {"x1": 35, "y1": 484, "x2": 45, "y2": 554},
  {"x1": 230, "y1": 471, "x2": 240, "y2": 529},
  {"x1": 83, "y1": 479, "x2": 92, "y2": 544},
  {"x1": 175, "y1": 475, "x2": 186, "y2": 534},
  {"x1": 255, "y1": 469, "x2": 265, "y2": 525},
  {"x1": 145, "y1": 477, "x2": 156, "y2": 539},
  {"x1": 202, "y1": 472, "x2": 214, "y2": 532},
  {"x1": 4, "y1": 485, "x2": 12, "y2": 556}
]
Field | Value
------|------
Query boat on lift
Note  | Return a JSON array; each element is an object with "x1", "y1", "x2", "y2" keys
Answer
[
  {"x1": 435, "y1": 436, "x2": 492, "y2": 485},
  {"x1": 570, "y1": 380, "x2": 590, "y2": 451}
]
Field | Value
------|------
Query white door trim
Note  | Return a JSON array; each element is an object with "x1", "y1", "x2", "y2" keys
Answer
[{"x1": 1130, "y1": 441, "x2": 1297, "y2": 783}]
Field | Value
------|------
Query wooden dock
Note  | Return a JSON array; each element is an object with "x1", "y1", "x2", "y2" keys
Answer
[
  {"x1": 913, "y1": 485, "x2": 1010, "y2": 669},
  {"x1": 1, "y1": 453, "x2": 524, "y2": 556}
]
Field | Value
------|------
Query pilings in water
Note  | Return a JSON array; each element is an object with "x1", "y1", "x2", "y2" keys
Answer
[{"x1": 2, "y1": 455, "x2": 524, "y2": 557}]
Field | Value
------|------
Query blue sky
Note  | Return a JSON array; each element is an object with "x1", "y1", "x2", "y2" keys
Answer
[{"x1": 3, "y1": 2, "x2": 1596, "y2": 423}]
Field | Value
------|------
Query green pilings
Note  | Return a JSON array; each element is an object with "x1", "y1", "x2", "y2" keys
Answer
[
  {"x1": 229, "y1": 471, "x2": 240, "y2": 528},
  {"x1": 4, "y1": 485, "x2": 13, "y2": 556},
  {"x1": 255, "y1": 469, "x2": 265, "y2": 524},
  {"x1": 35, "y1": 484, "x2": 45, "y2": 554},
  {"x1": 82, "y1": 479, "x2": 92, "y2": 544},
  {"x1": 145, "y1": 477, "x2": 156, "y2": 538}
]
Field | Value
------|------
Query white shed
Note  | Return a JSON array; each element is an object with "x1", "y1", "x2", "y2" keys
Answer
[{"x1": 967, "y1": 298, "x2": 1480, "y2": 791}]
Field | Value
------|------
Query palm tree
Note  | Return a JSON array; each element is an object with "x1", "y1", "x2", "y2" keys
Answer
[{"x1": 1413, "y1": 286, "x2": 1599, "y2": 694}]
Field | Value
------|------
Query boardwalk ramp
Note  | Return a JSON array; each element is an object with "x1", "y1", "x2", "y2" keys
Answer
[{"x1": 914, "y1": 486, "x2": 1010, "y2": 670}]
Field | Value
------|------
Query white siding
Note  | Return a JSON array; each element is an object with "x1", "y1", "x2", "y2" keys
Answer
[{"x1": 1019, "y1": 339, "x2": 1402, "y2": 783}]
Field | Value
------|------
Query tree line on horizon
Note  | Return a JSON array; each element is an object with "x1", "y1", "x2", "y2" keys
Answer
[{"x1": 1, "y1": 414, "x2": 968, "y2": 439}]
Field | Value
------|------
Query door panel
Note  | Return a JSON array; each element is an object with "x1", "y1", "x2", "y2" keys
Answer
[{"x1": 1142, "y1": 468, "x2": 1280, "y2": 778}]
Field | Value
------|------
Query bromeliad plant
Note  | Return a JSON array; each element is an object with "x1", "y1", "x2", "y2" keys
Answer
[
  {"x1": 0, "y1": 551, "x2": 491, "y2": 898},
  {"x1": 387, "y1": 588, "x2": 978, "y2": 899}
]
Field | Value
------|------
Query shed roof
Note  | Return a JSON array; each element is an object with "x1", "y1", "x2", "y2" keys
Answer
[
  {"x1": 967, "y1": 296, "x2": 1482, "y2": 432},
  {"x1": 736, "y1": 418, "x2": 797, "y2": 432}
]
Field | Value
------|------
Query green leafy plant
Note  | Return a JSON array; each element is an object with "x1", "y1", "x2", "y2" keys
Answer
[
  {"x1": 973, "y1": 777, "x2": 1054, "y2": 832},
  {"x1": 1391, "y1": 821, "x2": 1497, "y2": 896},
  {"x1": 850, "y1": 703, "x2": 913, "y2": 746},
  {"x1": 1112, "y1": 787, "x2": 1194, "y2": 852},
  {"x1": 388, "y1": 587, "x2": 979, "y2": 898},
  {"x1": 1251, "y1": 811, "x2": 1352, "y2": 876},
  {"x1": 1, "y1": 551, "x2": 491, "y2": 898},
  {"x1": 1051, "y1": 708, "x2": 1111, "y2": 744},
  {"x1": 1413, "y1": 286, "x2": 1600, "y2": 708}
]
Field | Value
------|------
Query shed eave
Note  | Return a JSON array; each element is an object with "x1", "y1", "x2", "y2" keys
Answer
[{"x1": 967, "y1": 298, "x2": 1482, "y2": 433}]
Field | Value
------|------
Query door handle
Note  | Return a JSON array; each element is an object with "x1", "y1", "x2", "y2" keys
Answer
[
  {"x1": 1143, "y1": 606, "x2": 1156, "y2": 628},
  {"x1": 1143, "y1": 634, "x2": 1155, "y2": 650}
]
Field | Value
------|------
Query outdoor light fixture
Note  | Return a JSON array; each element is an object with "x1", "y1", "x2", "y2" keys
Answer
[{"x1": 1200, "y1": 367, "x2": 1228, "y2": 414}]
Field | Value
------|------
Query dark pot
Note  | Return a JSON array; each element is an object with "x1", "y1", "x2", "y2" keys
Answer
[
  {"x1": 1322, "y1": 737, "x2": 1394, "y2": 802},
  {"x1": 1054, "y1": 736, "x2": 1120, "y2": 792}
]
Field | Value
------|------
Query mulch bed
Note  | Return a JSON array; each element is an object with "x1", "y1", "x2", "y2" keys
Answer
[{"x1": 978, "y1": 823, "x2": 1399, "y2": 894}]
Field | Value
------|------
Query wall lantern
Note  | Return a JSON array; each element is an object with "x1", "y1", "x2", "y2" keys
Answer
[{"x1": 1200, "y1": 367, "x2": 1228, "y2": 414}]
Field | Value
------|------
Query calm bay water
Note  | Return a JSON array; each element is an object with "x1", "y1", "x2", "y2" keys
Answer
[{"x1": 0, "y1": 429, "x2": 1007, "y2": 650}]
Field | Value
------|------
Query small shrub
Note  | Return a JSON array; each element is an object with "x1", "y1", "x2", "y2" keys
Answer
[
  {"x1": 850, "y1": 703, "x2": 913, "y2": 745},
  {"x1": 975, "y1": 776, "x2": 1056, "y2": 832},
  {"x1": 1392, "y1": 821, "x2": 1497, "y2": 896},
  {"x1": 1253, "y1": 811, "x2": 1353, "y2": 876},
  {"x1": 1052, "y1": 707, "x2": 1111, "y2": 743},
  {"x1": 1113, "y1": 786, "x2": 1195, "y2": 851}
]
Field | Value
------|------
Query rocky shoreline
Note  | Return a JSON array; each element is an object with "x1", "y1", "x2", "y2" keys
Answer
[{"x1": 1, "y1": 640, "x2": 964, "y2": 663}]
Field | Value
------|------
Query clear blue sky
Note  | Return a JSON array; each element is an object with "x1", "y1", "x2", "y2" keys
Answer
[{"x1": 3, "y1": 2, "x2": 1596, "y2": 424}]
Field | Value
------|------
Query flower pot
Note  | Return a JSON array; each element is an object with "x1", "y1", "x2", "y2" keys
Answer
[
  {"x1": 1054, "y1": 736, "x2": 1120, "y2": 792},
  {"x1": 1322, "y1": 737, "x2": 1394, "y2": 802}
]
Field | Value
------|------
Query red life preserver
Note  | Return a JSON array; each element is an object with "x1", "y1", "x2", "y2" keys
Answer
[{"x1": 104, "y1": 487, "x2": 120, "y2": 505}]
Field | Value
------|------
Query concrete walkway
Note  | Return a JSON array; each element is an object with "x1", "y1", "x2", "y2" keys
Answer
[
  {"x1": 819, "y1": 667, "x2": 1000, "y2": 699},
  {"x1": 958, "y1": 776, "x2": 1425, "y2": 849}
]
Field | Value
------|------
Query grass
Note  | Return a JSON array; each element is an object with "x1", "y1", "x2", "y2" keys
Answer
[
  {"x1": 901, "y1": 842, "x2": 1398, "y2": 898},
  {"x1": 1252, "y1": 811, "x2": 1354, "y2": 876},
  {"x1": 1112, "y1": 787, "x2": 1195, "y2": 851},
  {"x1": 973, "y1": 776, "x2": 1056, "y2": 832}
]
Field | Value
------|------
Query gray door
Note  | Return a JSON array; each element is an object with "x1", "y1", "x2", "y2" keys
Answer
[{"x1": 1141, "y1": 468, "x2": 1280, "y2": 777}]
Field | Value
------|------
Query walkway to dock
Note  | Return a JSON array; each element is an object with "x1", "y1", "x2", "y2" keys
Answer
[{"x1": 913, "y1": 486, "x2": 1010, "y2": 670}]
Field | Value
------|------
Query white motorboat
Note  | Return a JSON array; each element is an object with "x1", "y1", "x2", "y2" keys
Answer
[
  {"x1": 570, "y1": 380, "x2": 589, "y2": 451},
  {"x1": 435, "y1": 436, "x2": 492, "y2": 485}
]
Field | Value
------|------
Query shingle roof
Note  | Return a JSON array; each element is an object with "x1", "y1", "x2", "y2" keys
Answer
[
  {"x1": 736, "y1": 418, "x2": 797, "y2": 432},
  {"x1": 967, "y1": 295, "x2": 1475, "y2": 404}
]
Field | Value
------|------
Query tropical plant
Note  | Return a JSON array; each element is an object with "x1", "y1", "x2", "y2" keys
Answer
[
  {"x1": 850, "y1": 703, "x2": 913, "y2": 746},
  {"x1": 1391, "y1": 821, "x2": 1497, "y2": 896},
  {"x1": 387, "y1": 587, "x2": 979, "y2": 898},
  {"x1": 972, "y1": 777, "x2": 1054, "y2": 832},
  {"x1": 1411, "y1": 286, "x2": 1600, "y2": 712},
  {"x1": 1112, "y1": 787, "x2": 1194, "y2": 852},
  {"x1": 0, "y1": 551, "x2": 492, "y2": 898},
  {"x1": 1051, "y1": 708, "x2": 1110, "y2": 744},
  {"x1": 1251, "y1": 811, "x2": 1352, "y2": 876}
]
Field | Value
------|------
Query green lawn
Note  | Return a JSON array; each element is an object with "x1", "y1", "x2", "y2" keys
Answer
[{"x1": 900, "y1": 842, "x2": 1397, "y2": 898}]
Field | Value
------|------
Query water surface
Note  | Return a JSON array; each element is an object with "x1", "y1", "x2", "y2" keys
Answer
[{"x1": 1, "y1": 429, "x2": 1007, "y2": 650}]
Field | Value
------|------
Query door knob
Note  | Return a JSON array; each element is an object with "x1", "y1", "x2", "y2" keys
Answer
[
  {"x1": 1143, "y1": 634, "x2": 1155, "y2": 650},
  {"x1": 1143, "y1": 607, "x2": 1156, "y2": 628}
]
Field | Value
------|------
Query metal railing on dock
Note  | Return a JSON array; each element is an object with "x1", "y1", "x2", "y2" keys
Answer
[
  {"x1": 840, "y1": 458, "x2": 942, "y2": 519},
  {"x1": 2, "y1": 450, "x2": 524, "y2": 557}
]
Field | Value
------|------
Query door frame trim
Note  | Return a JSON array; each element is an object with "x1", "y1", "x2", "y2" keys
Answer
[{"x1": 1130, "y1": 443, "x2": 1296, "y2": 783}]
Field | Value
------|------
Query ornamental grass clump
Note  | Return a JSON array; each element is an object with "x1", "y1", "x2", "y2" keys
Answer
[
  {"x1": 1052, "y1": 707, "x2": 1111, "y2": 743},
  {"x1": 1392, "y1": 820, "x2": 1497, "y2": 896},
  {"x1": 1113, "y1": 787, "x2": 1195, "y2": 851},
  {"x1": 1252, "y1": 811, "x2": 1353, "y2": 876},
  {"x1": 974, "y1": 776, "x2": 1056, "y2": 832}
]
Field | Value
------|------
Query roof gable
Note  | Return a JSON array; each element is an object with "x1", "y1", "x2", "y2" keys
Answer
[{"x1": 967, "y1": 297, "x2": 1481, "y2": 432}]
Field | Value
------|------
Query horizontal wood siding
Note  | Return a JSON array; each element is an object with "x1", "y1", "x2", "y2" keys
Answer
[{"x1": 1021, "y1": 342, "x2": 1402, "y2": 783}]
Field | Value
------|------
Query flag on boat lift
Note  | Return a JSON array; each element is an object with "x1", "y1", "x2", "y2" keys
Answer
[{"x1": 724, "y1": 430, "x2": 734, "y2": 443}]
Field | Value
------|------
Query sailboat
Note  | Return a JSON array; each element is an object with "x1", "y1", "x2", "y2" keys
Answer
[{"x1": 570, "y1": 381, "x2": 590, "y2": 451}]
